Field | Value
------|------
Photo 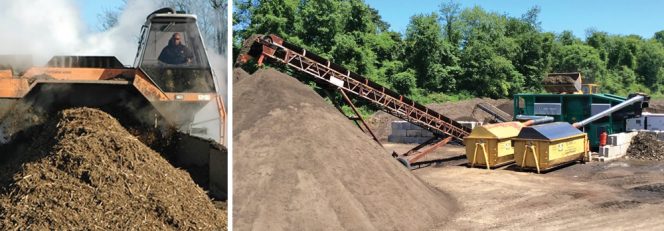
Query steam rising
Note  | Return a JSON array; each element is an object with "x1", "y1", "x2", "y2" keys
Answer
[
  {"x1": 0, "y1": 0, "x2": 228, "y2": 144},
  {"x1": 0, "y1": 0, "x2": 227, "y2": 101},
  {"x1": 0, "y1": 0, "x2": 157, "y2": 65}
]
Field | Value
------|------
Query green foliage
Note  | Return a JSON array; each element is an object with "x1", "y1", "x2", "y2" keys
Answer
[
  {"x1": 558, "y1": 30, "x2": 582, "y2": 46},
  {"x1": 439, "y1": 1, "x2": 462, "y2": 45},
  {"x1": 552, "y1": 43, "x2": 606, "y2": 83},
  {"x1": 409, "y1": 91, "x2": 474, "y2": 105},
  {"x1": 654, "y1": 30, "x2": 664, "y2": 46},
  {"x1": 234, "y1": 0, "x2": 664, "y2": 112},
  {"x1": 403, "y1": 13, "x2": 460, "y2": 92},
  {"x1": 390, "y1": 68, "x2": 417, "y2": 94},
  {"x1": 636, "y1": 41, "x2": 664, "y2": 88},
  {"x1": 340, "y1": 104, "x2": 374, "y2": 119}
]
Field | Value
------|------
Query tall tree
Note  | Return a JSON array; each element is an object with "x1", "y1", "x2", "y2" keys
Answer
[
  {"x1": 551, "y1": 43, "x2": 606, "y2": 83},
  {"x1": 438, "y1": 1, "x2": 461, "y2": 46},
  {"x1": 636, "y1": 41, "x2": 664, "y2": 88},
  {"x1": 403, "y1": 13, "x2": 460, "y2": 92}
]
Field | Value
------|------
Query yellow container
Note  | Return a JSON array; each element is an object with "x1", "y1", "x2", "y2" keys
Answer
[
  {"x1": 464, "y1": 122, "x2": 524, "y2": 169},
  {"x1": 513, "y1": 122, "x2": 588, "y2": 173}
]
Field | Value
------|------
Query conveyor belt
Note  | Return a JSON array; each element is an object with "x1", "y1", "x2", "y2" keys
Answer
[
  {"x1": 476, "y1": 102, "x2": 512, "y2": 122},
  {"x1": 239, "y1": 34, "x2": 471, "y2": 142}
]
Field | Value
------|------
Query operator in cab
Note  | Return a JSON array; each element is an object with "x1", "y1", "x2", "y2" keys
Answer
[{"x1": 158, "y1": 32, "x2": 194, "y2": 65}]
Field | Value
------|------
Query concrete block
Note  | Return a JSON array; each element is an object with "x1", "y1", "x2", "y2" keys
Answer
[
  {"x1": 403, "y1": 137, "x2": 419, "y2": 144},
  {"x1": 407, "y1": 123, "x2": 420, "y2": 130},
  {"x1": 619, "y1": 143, "x2": 630, "y2": 156},
  {"x1": 391, "y1": 129, "x2": 407, "y2": 137},
  {"x1": 608, "y1": 133, "x2": 626, "y2": 146},
  {"x1": 406, "y1": 130, "x2": 421, "y2": 137},
  {"x1": 601, "y1": 144, "x2": 629, "y2": 158},
  {"x1": 603, "y1": 146, "x2": 621, "y2": 158},
  {"x1": 599, "y1": 146, "x2": 610, "y2": 157},
  {"x1": 388, "y1": 135, "x2": 403, "y2": 143},
  {"x1": 607, "y1": 132, "x2": 638, "y2": 146},
  {"x1": 607, "y1": 136, "x2": 617, "y2": 146},
  {"x1": 391, "y1": 121, "x2": 407, "y2": 130},
  {"x1": 421, "y1": 130, "x2": 434, "y2": 137}
]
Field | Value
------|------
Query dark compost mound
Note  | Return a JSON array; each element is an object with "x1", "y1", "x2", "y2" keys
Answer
[
  {"x1": 627, "y1": 132, "x2": 664, "y2": 161},
  {"x1": 233, "y1": 68, "x2": 456, "y2": 230}
]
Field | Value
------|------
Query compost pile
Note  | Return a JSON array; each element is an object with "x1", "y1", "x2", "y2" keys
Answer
[
  {"x1": 233, "y1": 68, "x2": 456, "y2": 230},
  {"x1": 626, "y1": 132, "x2": 664, "y2": 161},
  {"x1": 0, "y1": 108, "x2": 226, "y2": 230},
  {"x1": 543, "y1": 75, "x2": 576, "y2": 85},
  {"x1": 233, "y1": 67, "x2": 250, "y2": 85},
  {"x1": 646, "y1": 99, "x2": 664, "y2": 113}
]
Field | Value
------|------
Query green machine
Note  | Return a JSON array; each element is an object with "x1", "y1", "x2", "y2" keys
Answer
[{"x1": 513, "y1": 93, "x2": 649, "y2": 149}]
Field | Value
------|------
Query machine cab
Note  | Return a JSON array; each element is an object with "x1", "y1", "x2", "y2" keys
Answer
[{"x1": 134, "y1": 8, "x2": 216, "y2": 93}]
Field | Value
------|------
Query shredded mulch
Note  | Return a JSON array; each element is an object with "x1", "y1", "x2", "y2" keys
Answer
[
  {"x1": 0, "y1": 108, "x2": 226, "y2": 230},
  {"x1": 626, "y1": 132, "x2": 664, "y2": 161}
]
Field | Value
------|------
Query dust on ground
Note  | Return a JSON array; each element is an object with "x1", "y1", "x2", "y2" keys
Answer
[
  {"x1": 233, "y1": 68, "x2": 456, "y2": 231},
  {"x1": 387, "y1": 142, "x2": 664, "y2": 230},
  {"x1": 233, "y1": 66, "x2": 664, "y2": 230},
  {"x1": 419, "y1": 161, "x2": 664, "y2": 230},
  {"x1": 0, "y1": 108, "x2": 226, "y2": 230}
]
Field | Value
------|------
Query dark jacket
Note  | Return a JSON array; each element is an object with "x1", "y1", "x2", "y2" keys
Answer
[{"x1": 158, "y1": 40, "x2": 194, "y2": 64}]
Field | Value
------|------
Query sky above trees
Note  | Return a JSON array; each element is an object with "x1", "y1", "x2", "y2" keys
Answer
[
  {"x1": 234, "y1": 0, "x2": 664, "y2": 102},
  {"x1": 365, "y1": 0, "x2": 664, "y2": 39}
]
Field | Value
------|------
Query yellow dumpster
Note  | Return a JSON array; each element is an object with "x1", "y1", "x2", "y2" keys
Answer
[
  {"x1": 513, "y1": 122, "x2": 588, "y2": 173},
  {"x1": 464, "y1": 122, "x2": 524, "y2": 169}
]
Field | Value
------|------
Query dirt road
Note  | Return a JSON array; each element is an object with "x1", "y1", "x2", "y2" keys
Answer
[{"x1": 398, "y1": 143, "x2": 664, "y2": 230}]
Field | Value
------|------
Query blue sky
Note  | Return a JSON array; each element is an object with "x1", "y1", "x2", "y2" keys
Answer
[
  {"x1": 78, "y1": 0, "x2": 664, "y2": 39},
  {"x1": 365, "y1": 0, "x2": 664, "y2": 39},
  {"x1": 75, "y1": 0, "x2": 124, "y2": 31}
]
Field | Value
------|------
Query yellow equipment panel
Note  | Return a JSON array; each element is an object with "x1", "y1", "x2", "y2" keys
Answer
[
  {"x1": 513, "y1": 122, "x2": 588, "y2": 173},
  {"x1": 465, "y1": 122, "x2": 523, "y2": 169}
]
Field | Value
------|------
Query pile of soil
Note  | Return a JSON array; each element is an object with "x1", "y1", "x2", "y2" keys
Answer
[
  {"x1": 427, "y1": 98, "x2": 513, "y2": 122},
  {"x1": 646, "y1": 99, "x2": 664, "y2": 113},
  {"x1": 0, "y1": 108, "x2": 226, "y2": 230},
  {"x1": 626, "y1": 132, "x2": 664, "y2": 161},
  {"x1": 369, "y1": 98, "x2": 513, "y2": 141},
  {"x1": 233, "y1": 67, "x2": 251, "y2": 85},
  {"x1": 543, "y1": 75, "x2": 577, "y2": 85},
  {"x1": 233, "y1": 68, "x2": 456, "y2": 230}
]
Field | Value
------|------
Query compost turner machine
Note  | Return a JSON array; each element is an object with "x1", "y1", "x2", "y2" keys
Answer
[{"x1": 0, "y1": 8, "x2": 227, "y2": 199}]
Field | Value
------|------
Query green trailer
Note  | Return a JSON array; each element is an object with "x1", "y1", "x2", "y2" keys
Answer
[{"x1": 513, "y1": 93, "x2": 647, "y2": 149}]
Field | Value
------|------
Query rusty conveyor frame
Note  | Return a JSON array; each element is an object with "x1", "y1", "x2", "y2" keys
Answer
[{"x1": 240, "y1": 34, "x2": 471, "y2": 166}]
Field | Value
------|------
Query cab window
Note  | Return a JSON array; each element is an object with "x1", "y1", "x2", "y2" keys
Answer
[{"x1": 138, "y1": 20, "x2": 215, "y2": 93}]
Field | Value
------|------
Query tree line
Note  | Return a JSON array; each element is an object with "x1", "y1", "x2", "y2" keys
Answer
[{"x1": 234, "y1": 0, "x2": 664, "y2": 102}]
